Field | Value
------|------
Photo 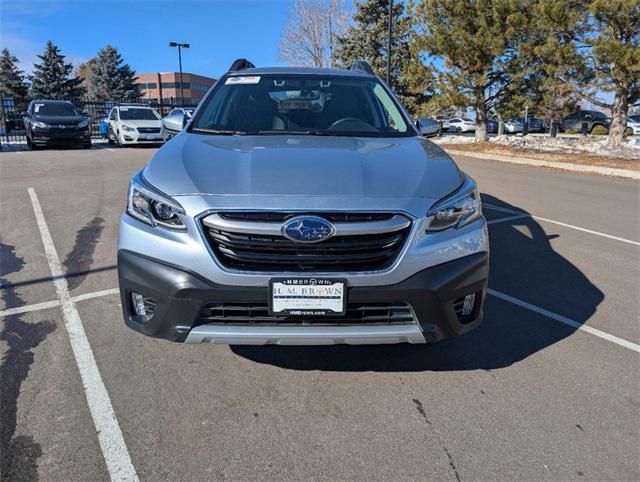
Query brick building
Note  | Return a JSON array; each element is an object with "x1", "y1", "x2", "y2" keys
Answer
[{"x1": 135, "y1": 72, "x2": 217, "y2": 103}]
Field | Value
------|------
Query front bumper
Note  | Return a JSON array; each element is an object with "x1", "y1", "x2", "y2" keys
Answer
[
  {"x1": 120, "y1": 129, "x2": 163, "y2": 144},
  {"x1": 32, "y1": 127, "x2": 91, "y2": 145},
  {"x1": 117, "y1": 249, "x2": 489, "y2": 345}
]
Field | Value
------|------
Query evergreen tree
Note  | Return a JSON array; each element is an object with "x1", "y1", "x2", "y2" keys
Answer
[
  {"x1": 0, "y1": 49, "x2": 30, "y2": 112},
  {"x1": 75, "y1": 58, "x2": 98, "y2": 99},
  {"x1": 496, "y1": 0, "x2": 587, "y2": 135},
  {"x1": 335, "y1": 0, "x2": 432, "y2": 114},
  {"x1": 412, "y1": 0, "x2": 525, "y2": 140},
  {"x1": 29, "y1": 41, "x2": 85, "y2": 100},
  {"x1": 581, "y1": 0, "x2": 639, "y2": 145},
  {"x1": 87, "y1": 45, "x2": 140, "y2": 101}
]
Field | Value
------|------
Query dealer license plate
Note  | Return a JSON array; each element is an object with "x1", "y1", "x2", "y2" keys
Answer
[{"x1": 269, "y1": 278, "x2": 346, "y2": 316}]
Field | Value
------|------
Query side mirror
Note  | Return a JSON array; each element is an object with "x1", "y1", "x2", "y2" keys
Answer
[{"x1": 162, "y1": 112, "x2": 185, "y2": 133}]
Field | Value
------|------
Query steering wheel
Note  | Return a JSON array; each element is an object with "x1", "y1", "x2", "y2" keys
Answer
[{"x1": 327, "y1": 117, "x2": 365, "y2": 131}]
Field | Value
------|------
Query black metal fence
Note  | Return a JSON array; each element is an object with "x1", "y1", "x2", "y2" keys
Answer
[{"x1": 0, "y1": 94, "x2": 199, "y2": 144}]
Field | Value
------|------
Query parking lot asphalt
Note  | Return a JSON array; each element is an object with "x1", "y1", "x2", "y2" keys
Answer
[{"x1": 1, "y1": 144, "x2": 638, "y2": 481}]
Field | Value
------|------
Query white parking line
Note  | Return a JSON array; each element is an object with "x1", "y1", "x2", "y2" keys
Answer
[
  {"x1": 484, "y1": 203, "x2": 640, "y2": 246},
  {"x1": 27, "y1": 188, "x2": 139, "y2": 482},
  {"x1": 488, "y1": 288, "x2": 640, "y2": 353},
  {"x1": 0, "y1": 288, "x2": 121, "y2": 317},
  {"x1": 73, "y1": 287, "x2": 120, "y2": 302},
  {"x1": 4, "y1": 279, "x2": 638, "y2": 354},
  {"x1": 0, "y1": 298, "x2": 62, "y2": 317}
]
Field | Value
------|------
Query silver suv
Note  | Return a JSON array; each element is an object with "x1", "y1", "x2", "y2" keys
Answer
[{"x1": 117, "y1": 59, "x2": 489, "y2": 345}]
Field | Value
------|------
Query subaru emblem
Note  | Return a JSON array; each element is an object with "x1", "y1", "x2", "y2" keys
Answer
[{"x1": 282, "y1": 216, "x2": 335, "y2": 243}]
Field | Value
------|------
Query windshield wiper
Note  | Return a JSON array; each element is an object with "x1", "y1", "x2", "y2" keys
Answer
[
  {"x1": 191, "y1": 128, "x2": 249, "y2": 135},
  {"x1": 254, "y1": 130, "x2": 333, "y2": 136}
]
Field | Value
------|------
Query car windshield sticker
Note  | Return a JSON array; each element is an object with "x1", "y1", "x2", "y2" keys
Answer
[
  {"x1": 225, "y1": 76, "x2": 261, "y2": 85},
  {"x1": 120, "y1": 107, "x2": 129, "y2": 111},
  {"x1": 34, "y1": 103, "x2": 44, "y2": 113}
]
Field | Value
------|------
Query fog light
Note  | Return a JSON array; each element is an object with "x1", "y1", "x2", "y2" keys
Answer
[
  {"x1": 462, "y1": 293, "x2": 476, "y2": 316},
  {"x1": 131, "y1": 292, "x2": 155, "y2": 319}
]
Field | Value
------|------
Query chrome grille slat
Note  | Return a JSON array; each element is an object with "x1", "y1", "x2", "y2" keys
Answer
[{"x1": 203, "y1": 211, "x2": 411, "y2": 272}]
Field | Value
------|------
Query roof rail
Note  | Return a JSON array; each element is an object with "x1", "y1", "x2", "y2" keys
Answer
[
  {"x1": 228, "y1": 58, "x2": 256, "y2": 72},
  {"x1": 349, "y1": 60, "x2": 375, "y2": 76}
]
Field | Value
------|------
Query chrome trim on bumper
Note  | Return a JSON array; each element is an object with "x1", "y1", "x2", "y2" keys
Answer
[
  {"x1": 201, "y1": 212, "x2": 411, "y2": 236},
  {"x1": 184, "y1": 324, "x2": 426, "y2": 345}
]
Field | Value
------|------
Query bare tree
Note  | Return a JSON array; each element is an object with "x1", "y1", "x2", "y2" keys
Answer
[{"x1": 279, "y1": 0, "x2": 348, "y2": 68}]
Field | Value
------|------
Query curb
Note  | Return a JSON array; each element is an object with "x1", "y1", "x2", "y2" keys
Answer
[{"x1": 443, "y1": 148, "x2": 640, "y2": 180}]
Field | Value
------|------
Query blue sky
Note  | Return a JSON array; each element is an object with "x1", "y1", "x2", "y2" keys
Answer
[{"x1": 1, "y1": 0, "x2": 304, "y2": 78}]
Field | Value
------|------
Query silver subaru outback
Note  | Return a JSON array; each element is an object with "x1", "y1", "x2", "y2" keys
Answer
[{"x1": 117, "y1": 59, "x2": 489, "y2": 345}]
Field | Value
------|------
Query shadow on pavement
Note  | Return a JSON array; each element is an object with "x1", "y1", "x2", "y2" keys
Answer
[
  {"x1": 231, "y1": 195, "x2": 604, "y2": 371},
  {"x1": 0, "y1": 243, "x2": 56, "y2": 480}
]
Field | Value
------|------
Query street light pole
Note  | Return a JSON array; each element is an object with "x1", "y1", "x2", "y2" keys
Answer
[
  {"x1": 387, "y1": 0, "x2": 393, "y2": 87},
  {"x1": 169, "y1": 41, "x2": 190, "y2": 107}
]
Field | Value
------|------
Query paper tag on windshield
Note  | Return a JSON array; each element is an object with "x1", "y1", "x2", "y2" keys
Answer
[{"x1": 226, "y1": 76, "x2": 261, "y2": 85}]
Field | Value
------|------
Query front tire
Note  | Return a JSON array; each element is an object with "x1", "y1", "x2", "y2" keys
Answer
[{"x1": 107, "y1": 125, "x2": 116, "y2": 144}]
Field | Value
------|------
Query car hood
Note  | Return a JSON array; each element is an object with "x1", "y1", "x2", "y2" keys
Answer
[
  {"x1": 33, "y1": 115, "x2": 84, "y2": 124},
  {"x1": 122, "y1": 119, "x2": 161, "y2": 128},
  {"x1": 143, "y1": 134, "x2": 463, "y2": 200}
]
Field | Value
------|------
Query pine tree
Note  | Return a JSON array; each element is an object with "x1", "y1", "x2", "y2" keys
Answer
[
  {"x1": 582, "y1": 0, "x2": 640, "y2": 145},
  {"x1": 75, "y1": 58, "x2": 98, "y2": 99},
  {"x1": 0, "y1": 49, "x2": 30, "y2": 112},
  {"x1": 29, "y1": 41, "x2": 85, "y2": 100},
  {"x1": 87, "y1": 45, "x2": 140, "y2": 101},
  {"x1": 495, "y1": 0, "x2": 587, "y2": 135},
  {"x1": 412, "y1": 0, "x2": 524, "y2": 141},
  {"x1": 334, "y1": 0, "x2": 432, "y2": 114}
]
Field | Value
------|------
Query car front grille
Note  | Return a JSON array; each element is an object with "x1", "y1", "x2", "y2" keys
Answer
[
  {"x1": 202, "y1": 212, "x2": 412, "y2": 272},
  {"x1": 137, "y1": 127, "x2": 161, "y2": 133},
  {"x1": 197, "y1": 302, "x2": 416, "y2": 326},
  {"x1": 218, "y1": 212, "x2": 395, "y2": 223}
]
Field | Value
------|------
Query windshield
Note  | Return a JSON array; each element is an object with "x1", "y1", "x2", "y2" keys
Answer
[
  {"x1": 119, "y1": 108, "x2": 160, "y2": 121},
  {"x1": 629, "y1": 115, "x2": 640, "y2": 123},
  {"x1": 191, "y1": 74, "x2": 411, "y2": 137},
  {"x1": 34, "y1": 102, "x2": 78, "y2": 116}
]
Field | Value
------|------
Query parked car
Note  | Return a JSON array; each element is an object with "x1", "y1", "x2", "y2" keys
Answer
[
  {"x1": 487, "y1": 119, "x2": 499, "y2": 133},
  {"x1": 107, "y1": 105, "x2": 163, "y2": 145},
  {"x1": 526, "y1": 117, "x2": 545, "y2": 133},
  {"x1": 161, "y1": 107, "x2": 195, "y2": 140},
  {"x1": 117, "y1": 59, "x2": 489, "y2": 346},
  {"x1": 561, "y1": 110, "x2": 611, "y2": 133},
  {"x1": 446, "y1": 118, "x2": 475, "y2": 133},
  {"x1": 504, "y1": 119, "x2": 523, "y2": 133},
  {"x1": 416, "y1": 117, "x2": 440, "y2": 137},
  {"x1": 505, "y1": 117, "x2": 545, "y2": 133},
  {"x1": 627, "y1": 115, "x2": 640, "y2": 135},
  {"x1": 23, "y1": 100, "x2": 91, "y2": 149}
]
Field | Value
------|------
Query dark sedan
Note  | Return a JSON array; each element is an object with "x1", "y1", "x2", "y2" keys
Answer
[{"x1": 24, "y1": 100, "x2": 92, "y2": 149}]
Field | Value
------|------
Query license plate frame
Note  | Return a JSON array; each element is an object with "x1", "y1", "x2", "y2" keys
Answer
[{"x1": 269, "y1": 278, "x2": 347, "y2": 316}]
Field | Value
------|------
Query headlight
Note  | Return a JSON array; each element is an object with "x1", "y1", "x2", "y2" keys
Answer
[
  {"x1": 78, "y1": 118, "x2": 90, "y2": 128},
  {"x1": 32, "y1": 121, "x2": 47, "y2": 128},
  {"x1": 426, "y1": 176, "x2": 482, "y2": 232},
  {"x1": 127, "y1": 171, "x2": 186, "y2": 230},
  {"x1": 121, "y1": 124, "x2": 136, "y2": 132}
]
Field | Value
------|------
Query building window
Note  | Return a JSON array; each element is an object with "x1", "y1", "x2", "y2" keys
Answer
[
  {"x1": 136, "y1": 82, "x2": 157, "y2": 90},
  {"x1": 161, "y1": 82, "x2": 192, "y2": 89}
]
